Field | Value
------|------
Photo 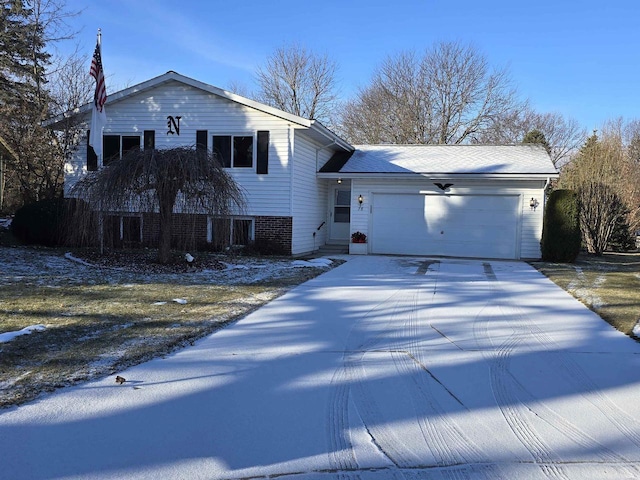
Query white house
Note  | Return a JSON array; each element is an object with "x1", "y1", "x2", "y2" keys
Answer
[{"x1": 48, "y1": 71, "x2": 558, "y2": 260}]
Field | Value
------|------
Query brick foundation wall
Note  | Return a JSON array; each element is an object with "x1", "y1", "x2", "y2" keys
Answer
[
  {"x1": 142, "y1": 213, "x2": 208, "y2": 250},
  {"x1": 254, "y1": 216, "x2": 293, "y2": 255},
  {"x1": 99, "y1": 213, "x2": 293, "y2": 255}
]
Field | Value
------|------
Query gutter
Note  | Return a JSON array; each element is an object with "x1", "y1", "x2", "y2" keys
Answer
[
  {"x1": 317, "y1": 172, "x2": 560, "y2": 181},
  {"x1": 309, "y1": 120, "x2": 354, "y2": 152}
]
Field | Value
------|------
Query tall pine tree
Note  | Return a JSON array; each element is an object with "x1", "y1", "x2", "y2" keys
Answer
[{"x1": 0, "y1": 0, "x2": 58, "y2": 211}]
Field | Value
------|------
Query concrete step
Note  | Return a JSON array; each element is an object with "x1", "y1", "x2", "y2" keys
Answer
[{"x1": 315, "y1": 244, "x2": 349, "y2": 256}]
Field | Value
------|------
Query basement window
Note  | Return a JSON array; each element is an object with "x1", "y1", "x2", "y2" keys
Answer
[{"x1": 207, "y1": 216, "x2": 254, "y2": 248}]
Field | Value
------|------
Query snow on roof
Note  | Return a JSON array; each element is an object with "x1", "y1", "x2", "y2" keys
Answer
[{"x1": 337, "y1": 144, "x2": 558, "y2": 175}]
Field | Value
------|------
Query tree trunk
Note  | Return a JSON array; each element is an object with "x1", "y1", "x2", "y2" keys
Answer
[{"x1": 158, "y1": 197, "x2": 176, "y2": 264}]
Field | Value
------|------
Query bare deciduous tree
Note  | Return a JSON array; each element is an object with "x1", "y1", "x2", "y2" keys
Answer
[
  {"x1": 256, "y1": 43, "x2": 339, "y2": 126},
  {"x1": 340, "y1": 41, "x2": 520, "y2": 145},
  {"x1": 559, "y1": 127, "x2": 640, "y2": 254},
  {"x1": 478, "y1": 106, "x2": 586, "y2": 166},
  {"x1": 69, "y1": 147, "x2": 246, "y2": 264},
  {"x1": 48, "y1": 48, "x2": 93, "y2": 158}
]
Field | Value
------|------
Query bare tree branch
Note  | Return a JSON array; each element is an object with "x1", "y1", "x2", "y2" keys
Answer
[
  {"x1": 340, "y1": 41, "x2": 520, "y2": 145},
  {"x1": 256, "y1": 43, "x2": 339, "y2": 126}
]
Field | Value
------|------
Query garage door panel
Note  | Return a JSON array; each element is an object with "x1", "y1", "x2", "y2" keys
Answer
[
  {"x1": 371, "y1": 194, "x2": 519, "y2": 259},
  {"x1": 372, "y1": 195, "x2": 429, "y2": 254}
]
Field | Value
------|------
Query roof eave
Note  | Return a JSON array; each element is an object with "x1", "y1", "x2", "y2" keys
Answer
[
  {"x1": 44, "y1": 71, "x2": 322, "y2": 130},
  {"x1": 308, "y1": 120, "x2": 354, "y2": 152},
  {"x1": 317, "y1": 172, "x2": 560, "y2": 180}
]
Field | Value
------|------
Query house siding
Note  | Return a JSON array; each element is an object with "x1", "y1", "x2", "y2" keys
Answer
[
  {"x1": 65, "y1": 80, "x2": 299, "y2": 218},
  {"x1": 291, "y1": 133, "x2": 332, "y2": 255}
]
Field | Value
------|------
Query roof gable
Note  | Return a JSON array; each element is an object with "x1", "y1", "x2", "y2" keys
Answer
[{"x1": 45, "y1": 71, "x2": 352, "y2": 152}]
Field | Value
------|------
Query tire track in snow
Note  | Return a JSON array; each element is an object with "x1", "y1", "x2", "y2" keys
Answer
[
  {"x1": 326, "y1": 363, "x2": 360, "y2": 480},
  {"x1": 326, "y1": 285, "x2": 414, "y2": 478},
  {"x1": 474, "y1": 263, "x2": 569, "y2": 479},
  {"x1": 344, "y1": 261, "x2": 507, "y2": 479},
  {"x1": 524, "y1": 320, "x2": 640, "y2": 456},
  {"x1": 476, "y1": 262, "x2": 640, "y2": 479},
  {"x1": 397, "y1": 262, "x2": 507, "y2": 479},
  {"x1": 390, "y1": 282, "x2": 479, "y2": 467}
]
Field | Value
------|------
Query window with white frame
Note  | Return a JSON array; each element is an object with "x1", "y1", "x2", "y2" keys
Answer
[
  {"x1": 212, "y1": 135, "x2": 253, "y2": 168},
  {"x1": 207, "y1": 216, "x2": 254, "y2": 248},
  {"x1": 106, "y1": 214, "x2": 142, "y2": 245}
]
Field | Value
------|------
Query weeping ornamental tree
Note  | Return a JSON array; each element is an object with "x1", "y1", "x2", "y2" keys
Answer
[{"x1": 69, "y1": 146, "x2": 245, "y2": 263}]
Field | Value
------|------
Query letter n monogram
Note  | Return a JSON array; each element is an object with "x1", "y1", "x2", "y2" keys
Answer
[{"x1": 167, "y1": 116, "x2": 181, "y2": 135}]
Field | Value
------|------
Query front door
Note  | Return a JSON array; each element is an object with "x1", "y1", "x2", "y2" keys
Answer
[{"x1": 329, "y1": 187, "x2": 351, "y2": 242}]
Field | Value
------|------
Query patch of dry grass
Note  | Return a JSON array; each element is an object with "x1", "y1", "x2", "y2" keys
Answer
[
  {"x1": 532, "y1": 252, "x2": 640, "y2": 337},
  {"x1": 0, "y1": 247, "x2": 335, "y2": 408}
]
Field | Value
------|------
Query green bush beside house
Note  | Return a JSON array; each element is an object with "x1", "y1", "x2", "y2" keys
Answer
[{"x1": 541, "y1": 189, "x2": 581, "y2": 263}]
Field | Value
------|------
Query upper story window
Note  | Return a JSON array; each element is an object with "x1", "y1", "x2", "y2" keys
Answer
[
  {"x1": 87, "y1": 131, "x2": 154, "y2": 171},
  {"x1": 103, "y1": 135, "x2": 141, "y2": 165},
  {"x1": 213, "y1": 135, "x2": 253, "y2": 168}
]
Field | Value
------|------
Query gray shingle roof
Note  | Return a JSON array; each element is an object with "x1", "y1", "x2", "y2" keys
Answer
[{"x1": 332, "y1": 144, "x2": 557, "y2": 175}]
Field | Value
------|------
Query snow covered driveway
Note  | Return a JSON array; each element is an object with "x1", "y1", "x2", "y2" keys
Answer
[{"x1": 2, "y1": 256, "x2": 640, "y2": 479}]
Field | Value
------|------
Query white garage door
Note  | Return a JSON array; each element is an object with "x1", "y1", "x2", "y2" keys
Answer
[{"x1": 371, "y1": 193, "x2": 519, "y2": 259}]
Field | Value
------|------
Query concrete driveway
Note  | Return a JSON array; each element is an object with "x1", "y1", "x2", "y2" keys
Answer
[{"x1": 2, "y1": 256, "x2": 640, "y2": 479}]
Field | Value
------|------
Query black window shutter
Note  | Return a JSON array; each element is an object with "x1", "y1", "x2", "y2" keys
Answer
[
  {"x1": 86, "y1": 130, "x2": 98, "y2": 171},
  {"x1": 196, "y1": 130, "x2": 208, "y2": 153},
  {"x1": 143, "y1": 130, "x2": 155, "y2": 150},
  {"x1": 256, "y1": 131, "x2": 269, "y2": 174}
]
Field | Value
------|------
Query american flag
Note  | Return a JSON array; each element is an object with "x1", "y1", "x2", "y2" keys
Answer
[
  {"x1": 89, "y1": 31, "x2": 107, "y2": 161},
  {"x1": 90, "y1": 38, "x2": 107, "y2": 112}
]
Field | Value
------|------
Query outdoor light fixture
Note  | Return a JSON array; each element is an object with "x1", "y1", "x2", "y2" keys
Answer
[
  {"x1": 530, "y1": 197, "x2": 538, "y2": 210},
  {"x1": 358, "y1": 194, "x2": 364, "y2": 205},
  {"x1": 337, "y1": 178, "x2": 342, "y2": 184}
]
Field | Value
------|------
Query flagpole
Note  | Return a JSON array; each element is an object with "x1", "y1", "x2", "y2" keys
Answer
[{"x1": 92, "y1": 28, "x2": 105, "y2": 254}]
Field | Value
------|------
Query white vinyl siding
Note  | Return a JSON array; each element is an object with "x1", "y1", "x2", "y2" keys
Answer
[
  {"x1": 291, "y1": 133, "x2": 332, "y2": 255},
  {"x1": 520, "y1": 188, "x2": 546, "y2": 259},
  {"x1": 65, "y1": 80, "x2": 299, "y2": 217}
]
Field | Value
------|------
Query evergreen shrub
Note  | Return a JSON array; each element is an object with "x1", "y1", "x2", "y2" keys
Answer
[
  {"x1": 541, "y1": 189, "x2": 581, "y2": 262},
  {"x1": 11, "y1": 198, "x2": 67, "y2": 246}
]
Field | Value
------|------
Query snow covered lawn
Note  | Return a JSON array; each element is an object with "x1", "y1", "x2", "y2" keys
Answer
[
  {"x1": 1, "y1": 256, "x2": 640, "y2": 479},
  {"x1": 0, "y1": 246, "x2": 339, "y2": 407},
  {"x1": 532, "y1": 252, "x2": 640, "y2": 338}
]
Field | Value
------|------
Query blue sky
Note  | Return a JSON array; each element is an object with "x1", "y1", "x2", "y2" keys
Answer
[{"x1": 60, "y1": 0, "x2": 640, "y2": 132}]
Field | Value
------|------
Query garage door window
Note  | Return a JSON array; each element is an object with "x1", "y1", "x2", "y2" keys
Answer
[{"x1": 334, "y1": 190, "x2": 351, "y2": 223}]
